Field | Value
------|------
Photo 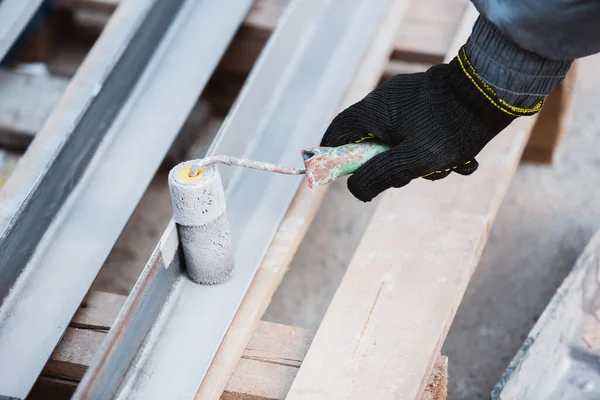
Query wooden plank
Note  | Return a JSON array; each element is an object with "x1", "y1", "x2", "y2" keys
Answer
[
  {"x1": 522, "y1": 62, "x2": 578, "y2": 163},
  {"x1": 28, "y1": 376, "x2": 78, "y2": 400},
  {"x1": 242, "y1": 321, "x2": 313, "y2": 368},
  {"x1": 39, "y1": 316, "x2": 448, "y2": 400},
  {"x1": 0, "y1": 69, "x2": 68, "y2": 150},
  {"x1": 71, "y1": 290, "x2": 126, "y2": 330},
  {"x1": 43, "y1": 328, "x2": 105, "y2": 380},
  {"x1": 195, "y1": 0, "x2": 410, "y2": 398},
  {"x1": 225, "y1": 347, "x2": 447, "y2": 400},
  {"x1": 420, "y1": 356, "x2": 448, "y2": 400},
  {"x1": 285, "y1": 5, "x2": 539, "y2": 399},
  {"x1": 393, "y1": 0, "x2": 468, "y2": 63},
  {"x1": 222, "y1": 359, "x2": 298, "y2": 400}
]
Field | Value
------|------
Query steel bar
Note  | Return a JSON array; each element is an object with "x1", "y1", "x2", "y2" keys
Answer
[
  {"x1": 0, "y1": 0, "x2": 44, "y2": 63},
  {"x1": 76, "y1": 0, "x2": 394, "y2": 398},
  {"x1": 0, "y1": 0, "x2": 253, "y2": 397}
]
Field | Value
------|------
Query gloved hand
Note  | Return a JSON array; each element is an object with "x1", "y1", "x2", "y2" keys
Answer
[{"x1": 321, "y1": 48, "x2": 541, "y2": 202}]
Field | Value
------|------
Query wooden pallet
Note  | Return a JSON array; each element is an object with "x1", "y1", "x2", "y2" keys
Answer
[
  {"x1": 29, "y1": 291, "x2": 448, "y2": 400},
  {"x1": 6, "y1": 0, "x2": 578, "y2": 398}
]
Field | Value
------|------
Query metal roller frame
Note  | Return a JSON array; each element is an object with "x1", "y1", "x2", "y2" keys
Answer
[
  {"x1": 0, "y1": 0, "x2": 254, "y2": 397},
  {"x1": 76, "y1": 0, "x2": 395, "y2": 398}
]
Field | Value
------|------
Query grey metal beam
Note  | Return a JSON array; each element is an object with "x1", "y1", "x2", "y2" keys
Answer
[
  {"x1": 0, "y1": 0, "x2": 254, "y2": 397},
  {"x1": 76, "y1": 0, "x2": 395, "y2": 398},
  {"x1": 0, "y1": 0, "x2": 44, "y2": 63}
]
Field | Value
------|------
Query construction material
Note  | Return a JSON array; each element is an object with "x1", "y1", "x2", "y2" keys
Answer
[
  {"x1": 76, "y1": 0, "x2": 395, "y2": 398},
  {"x1": 0, "y1": 0, "x2": 255, "y2": 396},
  {"x1": 522, "y1": 62, "x2": 578, "y2": 163},
  {"x1": 492, "y1": 231, "x2": 600, "y2": 400},
  {"x1": 0, "y1": 0, "x2": 44, "y2": 62},
  {"x1": 196, "y1": 0, "x2": 410, "y2": 397},
  {"x1": 285, "y1": 5, "x2": 539, "y2": 399},
  {"x1": 34, "y1": 291, "x2": 447, "y2": 400},
  {"x1": 168, "y1": 164, "x2": 234, "y2": 285},
  {"x1": 393, "y1": 0, "x2": 468, "y2": 63}
]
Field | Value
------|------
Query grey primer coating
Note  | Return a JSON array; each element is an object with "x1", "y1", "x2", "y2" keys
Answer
[
  {"x1": 168, "y1": 164, "x2": 235, "y2": 285},
  {"x1": 0, "y1": 0, "x2": 44, "y2": 62},
  {"x1": 0, "y1": 0, "x2": 253, "y2": 397},
  {"x1": 492, "y1": 231, "x2": 600, "y2": 400},
  {"x1": 75, "y1": 0, "x2": 396, "y2": 398}
]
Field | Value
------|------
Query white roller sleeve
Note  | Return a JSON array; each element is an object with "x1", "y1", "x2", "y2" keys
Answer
[{"x1": 168, "y1": 163, "x2": 234, "y2": 285}]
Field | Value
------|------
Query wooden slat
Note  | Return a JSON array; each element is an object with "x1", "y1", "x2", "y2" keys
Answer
[
  {"x1": 71, "y1": 290, "x2": 126, "y2": 330},
  {"x1": 393, "y1": 0, "x2": 468, "y2": 63},
  {"x1": 28, "y1": 376, "x2": 78, "y2": 400},
  {"x1": 59, "y1": 0, "x2": 120, "y2": 13},
  {"x1": 242, "y1": 321, "x2": 312, "y2": 368},
  {"x1": 43, "y1": 328, "x2": 105, "y2": 380},
  {"x1": 420, "y1": 356, "x2": 448, "y2": 400},
  {"x1": 40, "y1": 314, "x2": 446, "y2": 400},
  {"x1": 285, "y1": 5, "x2": 539, "y2": 399},
  {"x1": 222, "y1": 322, "x2": 313, "y2": 400},
  {"x1": 0, "y1": 69, "x2": 68, "y2": 150},
  {"x1": 195, "y1": 0, "x2": 411, "y2": 398},
  {"x1": 522, "y1": 62, "x2": 578, "y2": 163}
]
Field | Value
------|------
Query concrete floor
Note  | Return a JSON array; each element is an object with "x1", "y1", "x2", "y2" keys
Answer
[{"x1": 264, "y1": 53, "x2": 600, "y2": 399}]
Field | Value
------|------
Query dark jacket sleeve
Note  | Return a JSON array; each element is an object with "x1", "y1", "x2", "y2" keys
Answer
[{"x1": 471, "y1": 0, "x2": 600, "y2": 60}]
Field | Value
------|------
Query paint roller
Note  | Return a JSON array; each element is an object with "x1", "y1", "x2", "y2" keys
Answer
[{"x1": 168, "y1": 141, "x2": 389, "y2": 285}]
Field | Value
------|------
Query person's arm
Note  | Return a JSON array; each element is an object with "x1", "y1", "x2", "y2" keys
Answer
[
  {"x1": 321, "y1": 4, "x2": 599, "y2": 202},
  {"x1": 471, "y1": 0, "x2": 600, "y2": 60}
]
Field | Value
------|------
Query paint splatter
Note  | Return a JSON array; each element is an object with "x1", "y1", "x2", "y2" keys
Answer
[{"x1": 302, "y1": 142, "x2": 389, "y2": 187}]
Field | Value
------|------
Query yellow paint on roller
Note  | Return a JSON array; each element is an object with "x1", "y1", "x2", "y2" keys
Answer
[{"x1": 177, "y1": 165, "x2": 204, "y2": 183}]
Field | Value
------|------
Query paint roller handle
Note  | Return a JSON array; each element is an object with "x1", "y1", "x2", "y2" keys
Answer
[{"x1": 301, "y1": 141, "x2": 390, "y2": 188}]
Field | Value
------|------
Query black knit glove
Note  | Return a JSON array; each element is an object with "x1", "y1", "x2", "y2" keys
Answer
[{"x1": 321, "y1": 49, "x2": 541, "y2": 202}]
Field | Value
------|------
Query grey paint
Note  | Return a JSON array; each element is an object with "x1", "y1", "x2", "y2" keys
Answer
[
  {"x1": 0, "y1": 0, "x2": 181, "y2": 396},
  {"x1": 0, "y1": 0, "x2": 253, "y2": 396},
  {"x1": 76, "y1": 0, "x2": 397, "y2": 398},
  {"x1": 0, "y1": 0, "x2": 43, "y2": 63}
]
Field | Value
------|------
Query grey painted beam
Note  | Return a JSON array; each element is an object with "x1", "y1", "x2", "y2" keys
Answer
[
  {"x1": 76, "y1": 0, "x2": 395, "y2": 398},
  {"x1": 0, "y1": 0, "x2": 253, "y2": 397}
]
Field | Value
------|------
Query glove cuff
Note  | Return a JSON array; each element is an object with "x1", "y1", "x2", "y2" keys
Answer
[
  {"x1": 466, "y1": 16, "x2": 573, "y2": 108},
  {"x1": 447, "y1": 46, "x2": 543, "y2": 119}
]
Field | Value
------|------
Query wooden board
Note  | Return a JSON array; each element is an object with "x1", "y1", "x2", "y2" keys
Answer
[
  {"x1": 285, "y1": 5, "x2": 539, "y2": 399},
  {"x1": 195, "y1": 0, "x2": 411, "y2": 398},
  {"x1": 0, "y1": 69, "x2": 68, "y2": 150},
  {"x1": 393, "y1": 0, "x2": 468, "y2": 63},
  {"x1": 420, "y1": 356, "x2": 448, "y2": 400},
  {"x1": 522, "y1": 62, "x2": 578, "y2": 163}
]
